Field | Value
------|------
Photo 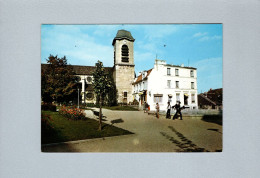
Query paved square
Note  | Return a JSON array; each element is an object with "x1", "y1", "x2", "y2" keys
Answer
[{"x1": 42, "y1": 109, "x2": 222, "y2": 152}]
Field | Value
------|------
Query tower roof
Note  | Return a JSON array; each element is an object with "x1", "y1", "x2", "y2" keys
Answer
[{"x1": 112, "y1": 29, "x2": 135, "y2": 45}]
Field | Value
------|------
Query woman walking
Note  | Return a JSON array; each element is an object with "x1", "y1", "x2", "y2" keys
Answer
[
  {"x1": 156, "y1": 103, "x2": 160, "y2": 119},
  {"x1": 166, "y1": 102, "x2": 171, "y2": 119}
]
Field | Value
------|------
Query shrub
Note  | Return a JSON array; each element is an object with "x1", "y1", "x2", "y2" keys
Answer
[
  {"x1": 59, "y1": 105, "x2": 86, "y2": 120},
  {"x1": 41, "y1": 103, "x2": 57, "y2": 112}
]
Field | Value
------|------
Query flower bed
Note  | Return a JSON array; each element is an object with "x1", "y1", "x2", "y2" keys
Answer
[{"x1": 59, "y1": 105, "x2": 86, "y2": 120}]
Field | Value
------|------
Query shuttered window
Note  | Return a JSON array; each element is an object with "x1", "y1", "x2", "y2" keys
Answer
[{"x1": 121, "y1": 45, "x2": 129, "y2": 62}]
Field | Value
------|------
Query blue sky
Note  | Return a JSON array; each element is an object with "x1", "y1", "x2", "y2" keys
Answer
[{"x1": 41, "y1": 24, "x2": 222, "y2": 93}]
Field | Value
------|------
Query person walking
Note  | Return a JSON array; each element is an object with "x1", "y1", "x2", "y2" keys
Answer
[
  {"x1": 156, "y1": 103, "x2": 160, "y2": 119},
  {"x1": 172, "y1": 101, "x2": 184, "y2": 120},
  {"x1": 143, "y1": 102, "x2": 146, "y2": 113},
  {"x1": 166, "y1": 102, "x2": 171, "y2": 119}
]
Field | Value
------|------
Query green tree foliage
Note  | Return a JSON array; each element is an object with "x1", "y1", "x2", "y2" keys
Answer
[
  {"x1": 92, "y1": 61, "x2": 112, "y2": 130},
  {"x1": 41, "y1": 55, "x2": 80, "y2": 104},
  {"x1": 106, "y1": 71, "x2": 118, "y2": 106}
]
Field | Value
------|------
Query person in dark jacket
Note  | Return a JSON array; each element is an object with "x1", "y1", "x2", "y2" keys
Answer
[{"x1": 172, "y1": 101, "x2": 185, "y2": 120}]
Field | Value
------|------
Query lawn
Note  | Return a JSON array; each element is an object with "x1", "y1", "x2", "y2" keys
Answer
[{"x1": 41, "y1": 111, "x2": 133, "y2": 144}]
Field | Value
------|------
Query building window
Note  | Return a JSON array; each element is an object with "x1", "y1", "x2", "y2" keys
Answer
[
  {"x1": 124, "y1": 92, "x2": 127, "y2": 98},
  {"x1": 87, "y1": 76, "x2": 92, "y2": 82},
  {"x1": 86, "y1": 92, "x2": 94, "y2": 100},
  {"x1": 167, "y1": 80, "x2": 171, "y2": 88},
  {"x1": 184, "y1": 94, "x2": 189, "y2": 105},
  {"x1": 154, "y1": 94, "x2": 163, "y2": 103},
  {"x1": 167, "y1": 68, "x2": 171, "y2": 76},
  {"x1": 190, "y1": 70, "x2": 194, "y2": 77},
  {"x1": 191, "y1": 82, "x2": 194, "y2": 89},
  {"x1": 121, "y1": 45, "x2": 129, "y2": 62},
  {"x1": 168, "y1": 95, "x2": 172, "y2": 103},
  {"x1": 175, "y1": 69, "x2": 179, "y2": 76},
  {"x1": 176, "y1": 93, "x2": 180, "y2": 102},
  {"x1": 191, "y1": 94, "x2": 195, "y2": 103},
  {"x1": 176, "y1": 81, "x2": 179, "y2": 88}
]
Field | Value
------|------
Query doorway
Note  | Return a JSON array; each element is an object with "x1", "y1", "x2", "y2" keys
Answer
[{"x1": 184, "y1": 94, "x2": 188, "y2": 105}]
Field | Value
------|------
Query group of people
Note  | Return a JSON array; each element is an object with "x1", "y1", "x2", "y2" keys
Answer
[
  {"x1": 155, "y1": 101, "x2": 185, "y2": 120},
  {"x1": 143, "y1": 101, "x2": 185, "y2": 120}
]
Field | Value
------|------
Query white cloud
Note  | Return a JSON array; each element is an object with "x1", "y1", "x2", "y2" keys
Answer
[
  {"x1": 192, "y1": 31, "x2": 222, "y2": 42},
  {"x1": 136, "y1": 41, "x2": 157, "y2": 52},
  {"x1": 143, "y1": 25, "x2": 178, "y2": 41},
  {"x1": 193, "y1": 32, "x2": 208, "y2": 38},
  {"x1": 93, "y1": 25, "x2": 120, "y2": 37},
  {"x1": 199, "y1": 35, "x2": 222, "y2": 42},
  {"x1": 135, "y1": 51, "x2": 155, "y2": 62},
  {"x1": 41, "y1": 25, "x2": 114, "y2": 67}
]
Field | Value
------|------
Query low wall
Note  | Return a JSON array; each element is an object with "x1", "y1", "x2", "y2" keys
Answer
[{"x1": 157, "y1": 109, "x2": 222, "y2": 116}]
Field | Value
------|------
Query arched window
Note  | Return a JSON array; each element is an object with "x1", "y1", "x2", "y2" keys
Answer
[
  {"x1": 121, "y1": 45, "x2": 129, "y2": 62},
  {"x1": 86, "y1": 92, "x2": 94, "y2": 100}
]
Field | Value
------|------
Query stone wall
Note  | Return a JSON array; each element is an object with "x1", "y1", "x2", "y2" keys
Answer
[{"x1": 114, "y1": 65, "x2": 135, "y2": 104}]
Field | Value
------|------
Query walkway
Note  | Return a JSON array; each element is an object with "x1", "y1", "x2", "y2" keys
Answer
[{"x1": 42, "y1": 109, "x2": 222, "y2": 152}]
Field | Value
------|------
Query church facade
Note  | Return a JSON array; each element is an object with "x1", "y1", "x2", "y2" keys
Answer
[{"x1": 70, "y1": 29, "x2": 135, "y2": 105}]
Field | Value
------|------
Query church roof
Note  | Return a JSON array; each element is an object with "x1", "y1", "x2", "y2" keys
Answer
[
  {"x1": 112, "y1": 29, "x2": 135, "y2": 45},
  {"x1": 41, "y1": 64, "x2": 113, "y2": 75}
]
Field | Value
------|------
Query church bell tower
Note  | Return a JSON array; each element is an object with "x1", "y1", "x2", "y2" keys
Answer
[{"x1": 112, "y1": 29, "x2": 135, "y2": 104}]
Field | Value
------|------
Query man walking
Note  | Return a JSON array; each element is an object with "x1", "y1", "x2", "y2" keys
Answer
[{"x1": 172, "y1": 101, "x2": 184, "y2": 120}]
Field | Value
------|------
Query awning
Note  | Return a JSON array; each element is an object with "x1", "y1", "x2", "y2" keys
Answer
[
  {"x1": 184, "y1": 93, "x2": 189, "y2": 96},
  {"x1": 154, "y1": 94, "x2": 163, "y2": 97},
  {"x1": 138, "y1": 92, "x2": 144, "y2": 95},
  {"x1": 168, "y1": 94, "x2": 172, "y2": 97}
]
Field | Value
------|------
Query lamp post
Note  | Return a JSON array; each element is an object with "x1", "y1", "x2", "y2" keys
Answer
[{"x1": 77, "y1": 88, "x2": 79, "y2": 109}]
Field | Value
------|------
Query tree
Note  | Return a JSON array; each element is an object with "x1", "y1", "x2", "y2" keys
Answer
[
  {"x1": 106, "y1": 71, "x2": 118, "y2": 106},
  {"x1": 92, "y1": 61, "x2": 112, "y2": 130},
  {"x1": 41, "y1": 55, "x2": 80, "y2": 104}
]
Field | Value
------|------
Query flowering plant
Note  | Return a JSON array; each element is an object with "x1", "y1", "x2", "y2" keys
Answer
[{"x1": 59, "y1": 105, "x2": 86, "y2": 120}]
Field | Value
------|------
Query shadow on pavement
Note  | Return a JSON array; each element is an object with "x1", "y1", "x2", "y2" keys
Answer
[
  {"x1": 201, "y1": 115, "x2": 222, "y2": 126},
  {"x1": 207, "y1": 128, "x2": 222, "y2": 134},
  {"x1": 111, "y1": 118, "x2": 124, "y2": 125},
  {"x1": 92, "y1": 110, "x2": 107, "y2": 121},
  {"x1": 160, "y1": 126, "x2": 209, "y2": 152}
]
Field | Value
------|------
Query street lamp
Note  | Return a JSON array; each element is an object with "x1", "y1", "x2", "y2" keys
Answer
[{"x1": 77, "y1": 88, "x2": 79, "y2": 109}]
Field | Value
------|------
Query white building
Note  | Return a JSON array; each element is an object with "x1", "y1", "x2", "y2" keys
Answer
[{"x1": 133, "y1": 59, "x2": 198, "y2": 111}]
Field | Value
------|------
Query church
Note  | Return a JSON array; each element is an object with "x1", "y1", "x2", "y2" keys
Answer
[
  {"x1": 42, "y1": 29, "x2": 198, "y2": 111},
  {"x1": 68, "y1": 29, "x2": 135, "y2": 105}
]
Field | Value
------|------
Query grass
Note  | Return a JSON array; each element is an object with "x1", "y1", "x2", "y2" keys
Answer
[
  {"x1": 103, "y1": 105, "x2": 139, "y2": 111},
  {"x1": 41, "y1": 110, "x2": 133, "y2": 144}
]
